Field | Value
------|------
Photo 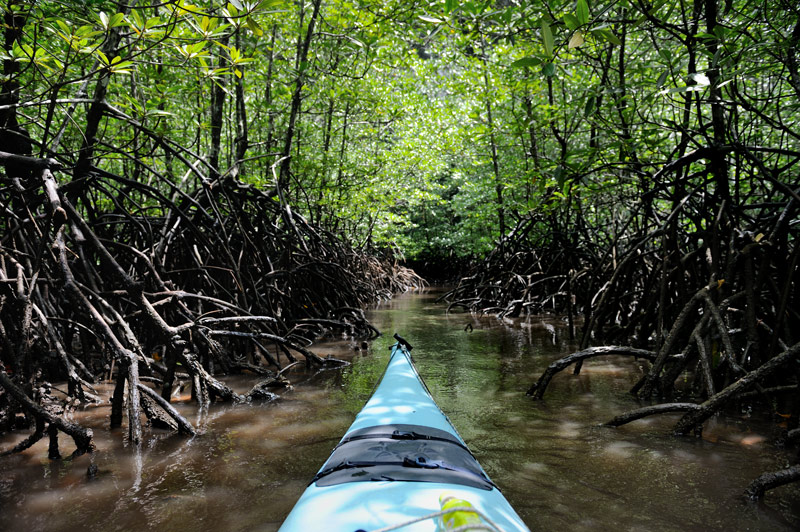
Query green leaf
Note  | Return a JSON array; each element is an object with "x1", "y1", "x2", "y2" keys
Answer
[
  {"x1": 592, "y1": 27, "x2": 621, "y2": 45},
  {"x1": 563, "y1": 14, "x2": 580, "y2": 31},
  {"x1": 146, "y1": 109, "x2": 174, "y2": 118},
  {"x1": 129, "y1": 9, "x2": 144, "y2": 29},
  {"x1": 445, "y1": 0, "x2": 456, "y2": 14},
  {"x1": 555, "y1": 165, "x2": 565, "y2": 188},
  {"x1": 583, "y1": 95, "x2": 595, "y2": 116},
  {"x1": 510, "y1": 56, "x2": 542, "y2": 68},
  {"x1": 109, "y1": 13, "x2": 126, "y2": 27},
  {"x1": 577, "y1": 0, "x2": 590, "y2": 26},
  {"x1": 246, "y1": 17, "x2": 263, "y2": 36},
  {"x1": 541, "y1": 62, "x2": 556, "y2": 77},
  {"x1": 656, "y1": 70, "x2": 668, "y2": 87},
  {"x1": 347, "y1": 36, "x2": 366, "y2": 48},
  {"x1": 55, "y1": 19, "x2": 71, "y2": 34},
  {"x1": 541, "y1": 20, "x2": 554, "y2": 58},
  {"x1": 110, "y1": 58, "x2": 134, "y2": 74}
]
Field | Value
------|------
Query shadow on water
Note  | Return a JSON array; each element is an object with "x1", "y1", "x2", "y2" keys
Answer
[{"x1": 1, "y1": 288, "x2": 799, "y2": 531}]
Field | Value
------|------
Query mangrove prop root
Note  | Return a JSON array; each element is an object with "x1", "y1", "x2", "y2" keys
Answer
[
  {"x1": 745, "y1": 465, "x2": 800, "y2": 501},
  {"x1": 453, "y1": 160, "x2": 799, "y2": 496},
  {"x1": 527, "y1": 346, "x2": 656, "y2": 400},
  {"x1": 0, "y1": 368, "x2": 93, "y2": 457},
  {"x1": 604, "y1": 403, "x2": 701, "y2": 427},
  {"x1": 673, "y1": 341, "x2": 800, "y2": 435},
  {"x1": 1, "y1": 153, "x2": 421, "y2": 453},
  {"x1": 136, "y1": 383, "x2": 196, "y2": 436}
]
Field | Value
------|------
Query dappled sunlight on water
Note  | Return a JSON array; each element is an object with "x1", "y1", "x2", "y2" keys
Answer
[{"x1": 1, "y1": 289, "x2": 799, "y2": 531}]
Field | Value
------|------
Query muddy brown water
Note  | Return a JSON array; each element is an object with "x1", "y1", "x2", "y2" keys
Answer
[{"x1": 1, "y1": 289, "x2": 799, "y2": 531}]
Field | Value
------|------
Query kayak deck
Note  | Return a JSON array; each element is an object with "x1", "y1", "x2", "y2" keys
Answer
[{"x1": 278, "y1": 338, "x2": 529, "y2": 531}]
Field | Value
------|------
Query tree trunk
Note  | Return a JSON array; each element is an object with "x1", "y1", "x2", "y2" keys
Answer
[
  {"x1": 482, "y1": 50, "x2": 504, "y2": 240},
  {"x1": 233, "y1": 31, "x2": 249, "y2": 177},
  {"x1": 279, "y1": 0, "x2": 322, "y2": 191},
  {"x1": 209, "y1": 34, "x2": 230, "y2": 181},
  {"x1": 73, "y1": 1, "x2": 134, "y2": 181}
]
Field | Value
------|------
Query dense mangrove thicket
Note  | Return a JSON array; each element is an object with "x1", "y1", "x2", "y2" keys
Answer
[
  {"x1": 0, "y1": 0, "x2": 427, "y2": 456},
  {"x1": 1, "y1": 0, "x2": 799, "y2": 502},
  {"x1": 435, "y1": 0, "x2": 800, "y2": 498}
]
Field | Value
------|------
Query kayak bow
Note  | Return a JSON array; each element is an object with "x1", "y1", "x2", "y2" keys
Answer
[{"x1": 278, "y1": 335, "x2": 530, "y2": 532}]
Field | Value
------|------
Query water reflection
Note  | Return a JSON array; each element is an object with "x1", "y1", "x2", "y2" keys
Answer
[{"x1": 0, "y1": 289, "x2": 798, "y2": 531}]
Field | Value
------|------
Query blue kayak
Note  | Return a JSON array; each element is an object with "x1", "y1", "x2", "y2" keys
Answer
[{"x1": 279, "y1": 335, "x2": 530, "y2": 532}]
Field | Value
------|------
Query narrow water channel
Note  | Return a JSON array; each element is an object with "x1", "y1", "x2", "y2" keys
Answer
[{"x1": 1, "y1": 289, "x2": 798, "y2": 531}]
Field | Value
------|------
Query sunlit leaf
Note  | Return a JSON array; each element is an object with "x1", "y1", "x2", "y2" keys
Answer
[
  {"x1": 688, "y1": 72, "x2": 710, "y2": 86},
  {"x1": 568, "y1": 31, "x2": 584, "y2": 49},
  {"x1": 246, "y1": 17, "x2": 263, "y2": 36},
  {"x1": 109, "y1": 13, "x2": 126, "y2": 27},
  {"x1": 419, "y1": 15, "x2": 443, "y2": 24},
  {"x1": 55, "y1": 19, "x2": 71, "y2": 34}
]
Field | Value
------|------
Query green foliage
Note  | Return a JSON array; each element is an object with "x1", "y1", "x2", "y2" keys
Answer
[{"x1": 4, "y1": 0, "x2": 799, "y2": 266}]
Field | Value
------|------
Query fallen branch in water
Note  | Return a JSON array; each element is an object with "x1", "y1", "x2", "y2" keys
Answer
[{"x1": 527, "y1": 346, "x2": 656, "y2": 400}]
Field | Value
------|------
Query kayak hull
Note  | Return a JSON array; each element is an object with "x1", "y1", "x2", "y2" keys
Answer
[{"x1": 278, "y1": 338, "x2": 529, "y2": 531}]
